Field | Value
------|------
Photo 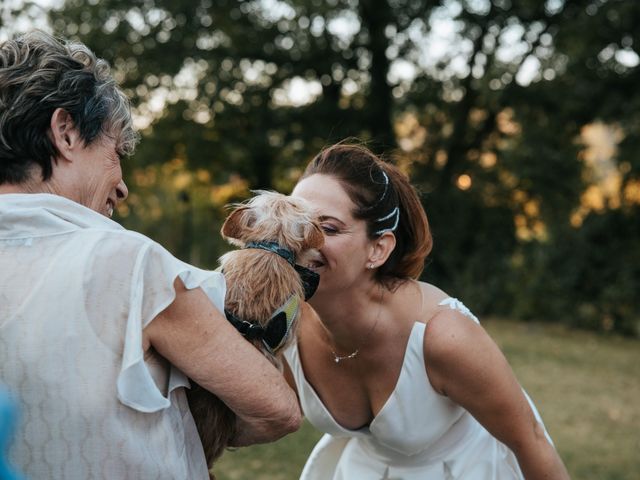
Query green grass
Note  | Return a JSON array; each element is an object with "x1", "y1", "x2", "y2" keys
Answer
[{"x1": 214, "y1": 319, "x2": 640, "y2": 480}]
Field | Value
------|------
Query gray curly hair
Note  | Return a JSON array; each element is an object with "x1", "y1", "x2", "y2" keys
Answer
[{"x1": 0, "y1": 30, "x2": 139, "y2": 184}]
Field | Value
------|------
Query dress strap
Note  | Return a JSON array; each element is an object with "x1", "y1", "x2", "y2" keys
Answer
[{"x1": 437, "y1": 297, "x2": 480, "y2": 324}]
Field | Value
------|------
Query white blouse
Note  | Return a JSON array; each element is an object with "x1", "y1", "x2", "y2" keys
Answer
[{"x1": 0, "y1": 193, "x2": 226, "y2": 480}]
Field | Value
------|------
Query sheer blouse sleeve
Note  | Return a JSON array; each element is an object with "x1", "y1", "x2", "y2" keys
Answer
[{"x1": 117, "y1": 240, "x2": 226, "y2": 413}]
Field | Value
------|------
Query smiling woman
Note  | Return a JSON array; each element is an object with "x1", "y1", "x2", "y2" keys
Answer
[
  {"x1": 0, "y1": 29, "x2": 137, "y2": 212},
  {"x1": 283, "y1": 142, "x2": 570, "y2": 479},
  {"x1": 0, "y1": 30, "x2": 301, "y2": 480}
]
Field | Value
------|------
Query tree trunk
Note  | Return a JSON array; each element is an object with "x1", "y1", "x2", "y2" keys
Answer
[{"x1": 359, "y1": 0, "x2": 396, "y2": 152}]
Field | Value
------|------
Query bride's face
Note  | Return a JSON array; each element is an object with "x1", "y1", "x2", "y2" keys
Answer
[{"x1": 292, "y1": 174, "x2": 374, "y2": 297}]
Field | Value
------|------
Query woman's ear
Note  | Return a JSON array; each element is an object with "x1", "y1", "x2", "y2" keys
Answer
[
  {"x1": 49, "y1": 108, "x2": 81, "y2": 162},
  {"x1": 368, "y1": 232, "x2": 396, "y2": 268}
]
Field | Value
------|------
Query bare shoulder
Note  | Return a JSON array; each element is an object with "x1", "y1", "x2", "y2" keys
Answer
[
  {"x1": 423, "y1": 307, "x2": 499, "y2": 395},
  {"x1": 416, "y1": 281, "x2": 449, "y2": 305},
  {"x1": 299, "y1": 301, "x2": 320, "y2": 324},
  {"x1": 412, "y1": 281, "x2": 453, "y2": 324},
  {"x1": 297, "y1": 301, "x2": 322, "y2": 342},
  {"x1": 424, "y1": 307, "x2": 485, "y2": 355}
]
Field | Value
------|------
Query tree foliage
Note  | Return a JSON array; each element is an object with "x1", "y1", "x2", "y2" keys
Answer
[{"x1": 4, "y1": 0, "x2": 638, "y2": 334}]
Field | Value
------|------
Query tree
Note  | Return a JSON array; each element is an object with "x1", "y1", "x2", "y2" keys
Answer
[{"x1": 5, "y1": 0, "x2": 636, "y2": 332}]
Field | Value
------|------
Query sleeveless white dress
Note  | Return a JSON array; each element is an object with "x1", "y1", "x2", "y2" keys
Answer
[{"x1": 284, "y1": 298, "x2": 552, "y2": 479}]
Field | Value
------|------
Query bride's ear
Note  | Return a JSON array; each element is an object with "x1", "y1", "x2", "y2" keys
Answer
[{"x1": 367, "y1": 231, "x2": 396, "y2": 269}]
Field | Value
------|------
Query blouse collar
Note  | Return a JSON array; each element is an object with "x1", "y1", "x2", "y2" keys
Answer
[{"x1": 0, "y1": 193, "x2": 124, "y2": 240}]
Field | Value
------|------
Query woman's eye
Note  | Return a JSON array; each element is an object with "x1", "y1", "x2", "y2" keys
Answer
[{"x1": 321, "y1": 224, "x2": 338, "y2": 235}]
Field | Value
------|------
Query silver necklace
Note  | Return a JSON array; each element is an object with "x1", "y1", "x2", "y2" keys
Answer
[
  {"x1": 328, "y1": 289, "x2": 384, "y2": 364},
  {"x1": 331, "y1": 347, "x2": 360, "y2": 363}
]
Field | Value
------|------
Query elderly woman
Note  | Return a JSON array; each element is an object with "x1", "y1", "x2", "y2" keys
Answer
[{"x1": 0, "y1": 30, "x2": 300, "y2": 479}]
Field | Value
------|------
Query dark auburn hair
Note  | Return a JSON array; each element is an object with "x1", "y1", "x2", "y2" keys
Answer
[
  {"x1": 0, "y1": 30, "x2": 138, "y2": 184},
  {"x1": 301, "y1": 142, "x2": 432, "y2": 287}
]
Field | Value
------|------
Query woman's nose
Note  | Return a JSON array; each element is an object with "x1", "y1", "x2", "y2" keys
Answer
[{"x1": 116, "y1": 180, "x2": 128, "y2": 201}]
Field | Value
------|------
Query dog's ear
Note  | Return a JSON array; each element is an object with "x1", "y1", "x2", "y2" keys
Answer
[
  {"x1": 221, "y1": 206, "x2": 255, "y2": 242},
  {"x1": 302, "y1": 222, "x2": 324, "y2": 250}
]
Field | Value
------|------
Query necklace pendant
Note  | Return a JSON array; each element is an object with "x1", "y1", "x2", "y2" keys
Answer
[{"x1": 331, "y1": 348, "x2": 359, "y2": 364}]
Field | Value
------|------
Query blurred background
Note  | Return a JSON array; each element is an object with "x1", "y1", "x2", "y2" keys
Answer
[
  {"x1": 1, "y1": 1, "x2": 638, "y2": 478},
  {"x1": 2, "y1": 0, "x2": 638, "y2": 336}
]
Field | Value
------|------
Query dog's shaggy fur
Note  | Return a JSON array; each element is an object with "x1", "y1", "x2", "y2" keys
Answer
[{"x1": 186, "y1": 191, "x2": 323, "y2": 477}]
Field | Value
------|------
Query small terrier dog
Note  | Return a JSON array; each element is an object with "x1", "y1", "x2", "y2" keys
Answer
[{"x1": 186, "y1": 190, "x2": 323, "y2": 477}]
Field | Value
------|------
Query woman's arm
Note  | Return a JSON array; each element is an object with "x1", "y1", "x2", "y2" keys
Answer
[
  {"x1": 424, "y1": 311, "x2": 570, "y2": 480},
  {"x1": 232, "y1": 303, "x2": 308, "y2": 446},
  {"x1": 143, "y1": 278, "x2": 302, "y2": 446}
]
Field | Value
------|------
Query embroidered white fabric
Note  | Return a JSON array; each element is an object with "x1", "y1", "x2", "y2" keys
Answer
[
  {"x1": 0, "y1": 194, "x2": 225, "y2": 480},
  {"x1": 438, "y1": 297, "x2": 480, "y2": 323}
]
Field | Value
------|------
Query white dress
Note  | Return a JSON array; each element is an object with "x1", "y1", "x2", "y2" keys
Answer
[
  {"x1": 0, "y1": 193, "x2": 226, "y2": 479},
  {"x1": 284, "y1": 298, "x2": 552, "y2": 479}
]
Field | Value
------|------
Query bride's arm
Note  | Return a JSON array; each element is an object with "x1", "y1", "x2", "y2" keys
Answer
[{"x1": 424, "y1": 311, "x2": 570, "y2": 480}]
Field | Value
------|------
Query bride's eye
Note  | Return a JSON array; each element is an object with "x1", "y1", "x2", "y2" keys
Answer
[{"x1": 321, "y1": 224, "x2": 338, "y2": 235}]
